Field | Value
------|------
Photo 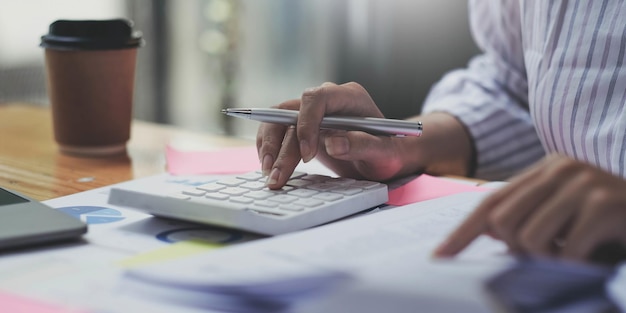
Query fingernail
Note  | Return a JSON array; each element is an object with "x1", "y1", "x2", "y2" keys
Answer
[
  {"x1": 326, "y1": 136, "x2": 349, "y2": 156},
  {"x1": 266, "y1": 168, "x2": 281, "y2": 186},
  {"x1": 262, "y1": 154, "x2": 273, "y2": 176},
  {"x1": 300, "y1": 140, "x2": 312, "y2": 162}
]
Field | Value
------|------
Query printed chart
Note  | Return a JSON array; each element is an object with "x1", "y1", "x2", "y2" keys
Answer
[{"x1": 57, "y1": 206, "x2": 125, "y2": 224}]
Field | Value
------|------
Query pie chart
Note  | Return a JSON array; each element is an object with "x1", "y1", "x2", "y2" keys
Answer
[
  {"x1": 156, "y1": 227, "x2": 244, "y2": 244},
  {"x1": 57, "y1": 206, "x2": 125, "y2": 224}
]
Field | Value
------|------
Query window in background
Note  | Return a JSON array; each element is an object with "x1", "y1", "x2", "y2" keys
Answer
[
  {"x1": 160, "y1": 0, "x2": 338, "y2": 137},
  {"x1": 162, "y1": 0, "x2": 478, "y2": 139},
  {"x1": 335, "y1": 0, "x2": 479, "y2": 119}
]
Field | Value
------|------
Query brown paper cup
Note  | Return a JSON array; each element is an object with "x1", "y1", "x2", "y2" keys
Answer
[
  {"x1": 45, "y1": 48, "x2": 137, "y2": 156},
  {"x1": 41, "y1": 19, "x2": 143, "y2": 157}
]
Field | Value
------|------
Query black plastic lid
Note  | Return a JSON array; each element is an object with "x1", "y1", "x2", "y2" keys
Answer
[{"x1": 40, "y1": 19, "x2": 143, "y2": 50}]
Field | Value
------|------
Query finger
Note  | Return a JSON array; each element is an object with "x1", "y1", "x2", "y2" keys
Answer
[
  {"x1": 265, "y1": 125, "x2": 301, "y2": 189},
  {"x1": 435, "y1": 169, "x2": 544, "y2": 256},
  {"x1": 515, "y1": 175, "x2": 586, "y2": 256},
  {"x1": 310, "y1": 129, "x2": 361, "y2": 178},
  {"x1": 562, "y1": 195, "x2": 626, "y2": 262},
  {"x1": 488, "y1": 156, "x2": 586, "y2": 253},
  {"x1": 297, "y1": 82, "x2": 382, "y2": 164},
  {"x1": 432, "y1": 202, "x2": 493, "y2": 257},
  {"x1": 257, "y1": 122, "x2": 289, "y2": 176},
  {"x1": 275, "y1": 99, "x2": 301, "y2": 111},
  {"x1": 256, "y1": 99, "x2": 300, "y2": 175},
  {"x1": 323, "y1": 132, "x2": 402, "y2": 181},
  {"x1": 297, "y1": 83, "x2": 336, "y2": 163},
  {"x1": 562, "y1": 212, "x2": 624, "y2": 262},
  {"x1": 433, "y1": 156, "x2": 564, "y2": 257}
]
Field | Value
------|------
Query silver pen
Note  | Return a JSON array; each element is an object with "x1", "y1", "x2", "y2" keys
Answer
[{"x1": 221, "y1": 108, "x2": 422, "y2": 137}]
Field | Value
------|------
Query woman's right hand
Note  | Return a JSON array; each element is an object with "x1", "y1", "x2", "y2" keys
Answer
[
  {"x1": 256, "y1": 81, "x2": 474, "y2": 189},
  {"x1": 256, "y1": 82, "x2": 421, "y2": 188}
]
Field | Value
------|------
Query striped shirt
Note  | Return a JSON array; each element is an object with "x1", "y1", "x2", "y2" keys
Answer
[{"x1": 422, "y1": 0, "x2": 626, "y2": 181}]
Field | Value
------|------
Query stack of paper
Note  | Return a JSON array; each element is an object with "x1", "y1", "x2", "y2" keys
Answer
[
  {"x1": 118, "y1": 192, "x2": 508, "y2": 312},
  {"x1": 123, "y1": 255, "x2": 352, "y2": 312}
]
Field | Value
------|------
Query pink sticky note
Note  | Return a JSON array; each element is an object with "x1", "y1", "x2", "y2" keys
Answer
[
  {"x1": 0, "y1": 291, "x2": 88, "y2": 313},
  {"x1": 166, "y1": 144, "x2": 260, "y2": 175},
  {"x1": 387, "y1": 174, "x2": 490, "y2": 206}
]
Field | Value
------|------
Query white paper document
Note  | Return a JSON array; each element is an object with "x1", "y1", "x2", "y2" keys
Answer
[{"x1": 122, "y1": 191, "x2": 511, "y2": 313}]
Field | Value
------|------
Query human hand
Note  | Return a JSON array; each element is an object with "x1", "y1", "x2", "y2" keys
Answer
[
  {"x1": 434, "y1": 154, "x2": 626, "y2": 265},
  {"x1": 256, "y1": 82, "x2": 423, "y2": 189}
]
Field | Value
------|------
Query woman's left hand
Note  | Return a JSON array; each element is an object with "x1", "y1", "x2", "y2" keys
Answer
[{"x1": 434, "y1": 154, "x2": 626, "y2": 264}]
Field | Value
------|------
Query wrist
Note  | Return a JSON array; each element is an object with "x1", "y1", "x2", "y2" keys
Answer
[{"x1": 406, "y1": 112, "x2": 475, "y2": 177}]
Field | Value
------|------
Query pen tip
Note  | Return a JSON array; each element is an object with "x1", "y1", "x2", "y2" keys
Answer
[{"x1": 220, "y1": 109, "x2": 228, "y2": 114}]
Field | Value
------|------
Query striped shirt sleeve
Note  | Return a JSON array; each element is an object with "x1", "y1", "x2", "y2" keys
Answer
[{"x1": 422, "y1": 0, "x2": 544, "y2": 180}]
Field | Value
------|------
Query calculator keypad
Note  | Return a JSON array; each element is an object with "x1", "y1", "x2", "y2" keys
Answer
[{"x1": 169, "y1": 171, "x2": 380, "y2": 216}]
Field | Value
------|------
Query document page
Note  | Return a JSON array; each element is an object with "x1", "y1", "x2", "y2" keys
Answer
[{"x1": 124, "y1": 192, "x2": 510, "y2": 312}]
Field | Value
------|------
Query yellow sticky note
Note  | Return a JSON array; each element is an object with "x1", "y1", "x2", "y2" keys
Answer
[{"x1": 117, "y1": 240, "x2": 221, "y2": 268}]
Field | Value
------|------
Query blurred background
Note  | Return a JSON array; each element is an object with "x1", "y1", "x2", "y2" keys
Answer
[{"x1": 0, "y1": 0, "x2": 478, "y2": 139}]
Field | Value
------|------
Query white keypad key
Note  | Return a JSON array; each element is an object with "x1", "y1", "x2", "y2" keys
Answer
[
  {"x1": 182, "y1": 188, "x2": 206, "y2": 197},
  {"x1": 312, "y1": 193, "x2": 343, "y2": 202},
  {"x1": 293, "y1": 198, "x2": 324, "y2": 208},
  {"x1": 196, "y1": 183, "x2": 225, "y2": 192},
  {"x1": 288, "y1": 189, "x2": 319, "y2": 197},
  {"x1": 217, "y1": 178, "x2": 246, "y2": 186}
]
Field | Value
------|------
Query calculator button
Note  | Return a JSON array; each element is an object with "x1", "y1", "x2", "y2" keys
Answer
[
  {"x1": 286, "y1": 179, "x2": 312, "y2": 188},
  {"x1": 267, "y1": 194, "x2": 298, "y2": 204},
  {"x1": 253, "y1": 200, "x2": 278, "y2": 207},
  {"x1": 332, "y1": 187, "x2": 363, "y2": 196},
  {"x1": 205, "y1": 193, "x2": 229, "y2": 200},
  {"x1": 219, "y1": 187, "x2": 249, "y2": 196},
  {"x1": 236, "y1": 171, "x2": 264, "y2": 180},
  {"x1": 307, "y1": 183, "x2": 337, "y2": 191},
  {"x1": 182, "y1": 188, "x2": 206, "y2": 197},
  {"x1": 230, "y1": 196, "x2": 254, "y2": 204},
  {"x1": 240, "y1": 182, "x2": 266, "y2": 190},
  {"x1": 280, "y1": 204, "x2": 305, "y2": 212},
  {"x1": 301, "y1": 174, "x2": 329, "y2": 182},
  {"x1": 243, "y1": 190, "x2": 274, "y2": 200},
  {"x1": 327, "y1": 177, "x2": 356, "y2": 185},
  {"x1": 293, "y1": 199, "x2": 324, "y2": 208},
  {"x1": 312, "y1": 193, "x2": 343, "y2": 202},
  {"x1": 196, "y1": 183, "x2": 226, "y2": 192},
  {"x1": 350, "y1": 181, "x2": 381, "y2": 189},
  {"x1": 216, "y1": 178, "x2": 246, "y2": 186},
  {"x1": 260, "y1": 187, "x2": 288, "y2": 195},
  {"x1": 287, "y1": 189, "x2": 319, "y2": 197}
]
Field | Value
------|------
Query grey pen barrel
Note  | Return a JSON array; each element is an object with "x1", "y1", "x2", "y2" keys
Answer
[
  {"x1": 319, "y1": 116, "x2": 422, "y2": 137},
  {"x1": 222, "y1": 108, "x2": 422, "y2": 137}
]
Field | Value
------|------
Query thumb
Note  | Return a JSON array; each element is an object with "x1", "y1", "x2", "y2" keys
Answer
[{"x1": 324, "y1": 132, "x2": 402, "y2": 180}]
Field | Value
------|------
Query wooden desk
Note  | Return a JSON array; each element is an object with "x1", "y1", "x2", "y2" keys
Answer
[{"x1": 0, "y1": 104, "x2": 253, "y2": 201}]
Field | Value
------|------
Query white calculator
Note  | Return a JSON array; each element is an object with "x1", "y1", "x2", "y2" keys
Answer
[{"x1": 108, "y1": 171, "x2": 388, "y2": 235}]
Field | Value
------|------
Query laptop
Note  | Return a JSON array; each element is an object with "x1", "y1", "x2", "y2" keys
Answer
[{"x1": 0, "y1": 187, "x2": 87, "y2": 250}]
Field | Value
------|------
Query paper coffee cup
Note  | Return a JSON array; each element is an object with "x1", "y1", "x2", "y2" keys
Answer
[{"x1": 41, "y1": 19, "x2": 143, "y2": 157}]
